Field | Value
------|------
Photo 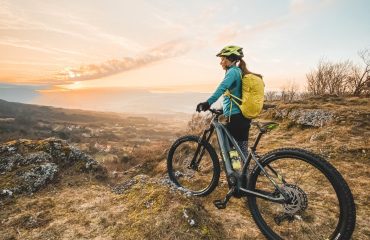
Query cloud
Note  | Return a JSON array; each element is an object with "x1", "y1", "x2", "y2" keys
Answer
[
  {"x1": 0, "y1": 37, "x2": 86, "y2": 56},
  {"x1": 215, "y1": 17, "x2": 288, "y2": 45},
  {"x1": 216, "y1": 23, "x2": 241, "y2": 44},
  {"x1": 0, "y1": 59, "x2": 62, "y2": 66},
  {"x1": 289, "y1": 0, "x2": 336, "y2": 15},
  {"x1": 290, "y1": 0, "x2": 307, "y2": 13},
  {"x1": 40, "y1": 39, "x2": 193, "y2": 84},
  {"x1": 0, "y1": 0, "x2": 144, "y2": 52},
  {"x1": 64, "y1": 16, "x2": 145, "y2": 51},
  {"x1": 215, "y1": 0, "x2": 337, "y2": 44}
]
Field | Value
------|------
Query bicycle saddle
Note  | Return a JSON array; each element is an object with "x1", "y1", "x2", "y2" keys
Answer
[{"x1": 252, "y1": 121, "x2": 279, "y2": 132}]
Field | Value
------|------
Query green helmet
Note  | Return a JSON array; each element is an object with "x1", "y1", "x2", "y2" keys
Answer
[{"x1": 216, "y1": 45, "x2": 244, "y2": 58}]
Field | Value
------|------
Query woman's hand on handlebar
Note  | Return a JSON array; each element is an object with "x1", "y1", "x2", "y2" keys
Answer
[
  {"x1": 196, "y1": 101, "x2": 210, "y2": 112},
  {"x1": 195, "y1": 102, "x2": 223, "y2": 115}
]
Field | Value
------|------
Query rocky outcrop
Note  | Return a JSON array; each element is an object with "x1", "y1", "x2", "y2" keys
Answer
[
  {"x1": 0, "y1": 138, "x2": 106, "y2": 201},
  {"x1": 268, "y1": 108, "x2": 335, "y2": 127}
]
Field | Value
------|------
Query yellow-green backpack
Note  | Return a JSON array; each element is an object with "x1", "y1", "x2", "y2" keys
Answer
[{"x1": 224, "y1": 73, "x2": 265, "y2": 119}]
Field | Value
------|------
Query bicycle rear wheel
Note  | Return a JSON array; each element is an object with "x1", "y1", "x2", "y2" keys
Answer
[
  {"x1": 247, "y1": 148, "x2": 356, "y2": 240},
  {"x1": 167, "y1": 135, "x2": 220, "y2": 196}
]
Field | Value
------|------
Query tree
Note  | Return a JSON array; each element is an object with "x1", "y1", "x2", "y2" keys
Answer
[
  {"x1": 307, "y1": 59, "x2": 351, "y2": 96},
  {"x1": 280, "y1": 81, "x2": 299, "y2": 103},
  {"x1": 265, "y1": 91, "x2": 278, "y2": 101},
  {"x1": 307, "y1": 49, "x2": 370, "y2": 97},
  {"x1": 347, "y1": 49, "x2": 370, "y2": 96}
]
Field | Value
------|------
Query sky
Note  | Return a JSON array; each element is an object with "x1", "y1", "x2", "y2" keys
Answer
[{"x1": 0, "y1": 0, "x2": 369, "y2": 113}]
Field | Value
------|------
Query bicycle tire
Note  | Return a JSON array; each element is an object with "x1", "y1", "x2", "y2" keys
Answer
[
  {"x1": 167, "y1": 135, "x2": 220, "y2": 196},
  {"x1": 247, "y1": 148, "x2": 356, "y2": 240}
]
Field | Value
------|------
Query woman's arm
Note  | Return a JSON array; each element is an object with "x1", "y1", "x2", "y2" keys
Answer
[{"x1": 207, "y1": 68, "x2": 240, "y2": 105}]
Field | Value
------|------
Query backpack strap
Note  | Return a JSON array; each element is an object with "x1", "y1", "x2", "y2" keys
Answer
[
  {"x1": 224, "y1": 90, "x2": 243, "y2": 103},
  {"x1": 224, "y1": 90, "x2": 244, "y2": 122},
  {"x1": 223, "y1": 70, "x2": 244, "y2": 122}
]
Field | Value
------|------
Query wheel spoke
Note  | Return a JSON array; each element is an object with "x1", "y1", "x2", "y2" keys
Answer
[
  {"x1": 248, "y1": 151, "x2": 354, "y2": 239},
  {"x1": 167, "y1": 136, "x2": 219, "y2": 196}
]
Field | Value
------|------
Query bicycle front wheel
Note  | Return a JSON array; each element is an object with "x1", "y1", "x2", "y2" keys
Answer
[
  {"x1": 167, "y1": 135, "x2": 220, "y2": 196},
  {"x1": 247, "y1": 148, "x2": 356, "y2": 240}
]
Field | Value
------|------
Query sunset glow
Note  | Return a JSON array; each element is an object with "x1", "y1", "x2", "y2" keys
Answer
[{"x1": 0, "y1": 0, "x2": 369, "y2": 112}]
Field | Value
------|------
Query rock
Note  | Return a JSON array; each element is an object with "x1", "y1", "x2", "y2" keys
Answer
[
  {"x1": 1, "y1": 189, "x2": 13, "y2": 197},
  {"x1": 189, "y1": 219, "x2": 196, "y2": 226},
  {"x1": 0, "y1": 138, "x2": 107, "y2": 200},
  {"x1": 24, "y1": 152, "x2": 52, "y2": 165},
  {"x1": 157, "y1": 177, "x2": 193, "y2": 197},
  {"x1": 19, "y1": 163, "x2": 58, "y2": 193},
  {"x1": 310, "y1": 131, "x2": 331, "y2": 142},
  {"x1": 144, "y1": 200, "x2": 154, "y2": 209},
  {"x1": 111, "y1": 178, "x2": 138, "y2": 194},
  {"x1": 183, "y1": 209, "x2": 196, "y2": 227},
  {"x1": 0, "y1": 154, "x2": 22, "y2": 173},
  {"x1": 7, "y1": 147, "x2": 17, "y2": 153},
  {"x1": 272, "y1": 108, "x2": 335, "y2": 127},
  {"x1": 293, "y1": 109, "x2": 334, "y2": 127}
]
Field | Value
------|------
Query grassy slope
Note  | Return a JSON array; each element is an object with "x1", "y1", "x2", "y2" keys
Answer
[
  {"x1": 1, "y1": 173, "x2": 226, "y2": 240},
  {"x1": 0, "y1": 97, "x2": 369, "y2": 239}
]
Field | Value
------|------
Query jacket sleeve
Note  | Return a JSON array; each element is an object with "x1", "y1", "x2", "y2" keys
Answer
[{"x1": 207, "y1": 68, "x2": 239, "y2": 105}]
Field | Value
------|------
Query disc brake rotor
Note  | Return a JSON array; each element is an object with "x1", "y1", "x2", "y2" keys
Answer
[{"x1": 282, "y1": 184, "x2": 308, "y2": 214}]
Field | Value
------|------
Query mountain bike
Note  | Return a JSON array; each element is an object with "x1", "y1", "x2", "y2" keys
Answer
[{"x1": 167, "y1": 108, "x2": 356, "y2": 239}]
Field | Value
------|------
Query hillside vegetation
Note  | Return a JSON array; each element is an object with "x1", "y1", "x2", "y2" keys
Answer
[{"x1": 0, "y1": 96, "x2": 369, "y2": 239}]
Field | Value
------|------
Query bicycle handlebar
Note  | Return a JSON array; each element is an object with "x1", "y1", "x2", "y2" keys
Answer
[{"x1": 208, "y1": 108, "x2": 223, "y2": 115}]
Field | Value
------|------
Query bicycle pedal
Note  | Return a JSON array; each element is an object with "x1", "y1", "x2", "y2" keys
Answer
[{"x1": 213, "y1": 199, "x2": 227, "y2": 209}]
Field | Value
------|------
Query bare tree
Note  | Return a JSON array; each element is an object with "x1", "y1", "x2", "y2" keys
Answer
[
  {"x1": 307, "y1": 59, "x2": 330, "y2": 95},
  {"x1": 286, "y1": 81, "x2": 299, "y2": 102},
  {"x1": 307, "y1": 49, "x2": 370, "y2": 97},
  {"x1": 280, "y1": 81, "x2": 299, "y2": 103},
  {"x1": 306, "y1": 71, "x2": 318, "y2": 95},
  {"x1": 280, "y1": 87, "x2": 287, "y2": 102},
  {"x1": 265, "y1": 91, "x2": 278, "y2": 101},
  {"x1": 299, "y1": 91, "x2": 313, "y2": 100},
  {"x1": 333, "y1": 61, "x2": 352, "y2": 95},
  {"x1": 306, "y1": 59, "x2": 351, "y2": 96},
  {"x1": 347, "y1": 49, "x2": 370, "y2": 96}
]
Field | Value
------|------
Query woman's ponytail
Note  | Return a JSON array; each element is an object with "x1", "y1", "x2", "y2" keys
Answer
[
  {"x1": 238, "y1": 58, "x2": 263, "y2": 79},
  {"x1": 238, "y1": 59, "x2": 248, "y2": 76}
]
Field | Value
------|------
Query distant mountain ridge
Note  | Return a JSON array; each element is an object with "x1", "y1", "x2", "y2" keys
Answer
[
  {"x1": 0, "y1": 98, "x2": 191, "y2": 122},
  {"x1": 0, "y1": 99, "x2": 126, "y2": 123},
  {"x1": 0, "y1": 84, "x2": 215, "y2": 114}
]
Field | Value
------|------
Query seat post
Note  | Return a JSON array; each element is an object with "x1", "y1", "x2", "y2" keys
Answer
[{"x1": 250, "y1": 131, "x2": 264, "y2": 152}]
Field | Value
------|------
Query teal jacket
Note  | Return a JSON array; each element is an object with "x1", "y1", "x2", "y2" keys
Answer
[{"x1": 207, "y1": 66, "x2": 242, "y2": 116}]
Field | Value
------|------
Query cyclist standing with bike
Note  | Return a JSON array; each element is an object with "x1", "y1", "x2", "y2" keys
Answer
[
  {"x1": 167, "y1": 46, "x2": 356, "y2": 239},
  {"x1": 196, "y1": 45, "x2": 262, "y2": 159}
]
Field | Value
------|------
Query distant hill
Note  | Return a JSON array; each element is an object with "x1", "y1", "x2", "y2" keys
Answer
[
  {"x1": 0, "y1": 99, "x2": 127, "y2": 123},
  {"x1": 0, "y1": 99, "x2": 191, "y2": 122},
  {"x1": 0, "y1": 99, "x2": 190, "y2": 142}
]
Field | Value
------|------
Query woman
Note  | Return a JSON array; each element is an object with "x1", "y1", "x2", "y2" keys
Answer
[{"x1": 196, "y1": 45, "x2": 261, "y2": 159}]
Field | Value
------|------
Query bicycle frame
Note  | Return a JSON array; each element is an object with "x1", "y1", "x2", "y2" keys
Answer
[
  {"x1": 169, "y1": 110, "x2": 356, "y2": 238},
  {"x1": 195, "y1": 113, "x2": 287, "y2": 203}
]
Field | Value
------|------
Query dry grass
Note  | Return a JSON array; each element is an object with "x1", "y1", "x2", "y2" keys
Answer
[
  {"x1": 0, "y1": 173, "x2": 226, "y2": 240},
  {"x1": 1, "y1": 96, "x2": 369, "y2": 239}
]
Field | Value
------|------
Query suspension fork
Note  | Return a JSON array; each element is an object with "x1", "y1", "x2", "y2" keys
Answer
[{"x1": 189, "y1": 125, "x2": 214, "y2": 169}]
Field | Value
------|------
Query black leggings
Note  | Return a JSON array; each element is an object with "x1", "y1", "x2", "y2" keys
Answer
[{"x1": 225, "y1": 113, "x2": 251, "y2": 141}]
